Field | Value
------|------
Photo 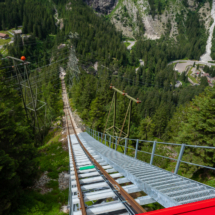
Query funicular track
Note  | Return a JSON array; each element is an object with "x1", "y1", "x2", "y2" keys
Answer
[{"x1": 62, "y1": 80, "x2": 148, "y2": 215}]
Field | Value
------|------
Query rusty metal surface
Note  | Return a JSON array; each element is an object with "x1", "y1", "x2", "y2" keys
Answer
[
  {"x1": 62, "y1": 78, "x2": 146, "y2": 214},
  {"x1": 63, "y1": 81, "x2": 86, "y2": 215},
  {"x1": 67, "y1": 106, "x2": 146, "y2": 214}
]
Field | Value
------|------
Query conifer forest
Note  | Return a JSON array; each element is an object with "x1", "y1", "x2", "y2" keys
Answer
[{"x1": 1, "y1": 0, "x2": 215, "y2": 214}]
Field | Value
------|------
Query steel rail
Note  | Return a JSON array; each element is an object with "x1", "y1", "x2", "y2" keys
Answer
[
  {"x1": 63, "y1": 82, "x2": 86, "y2": 215},
  {"x1": 64, "y1": 85, "x2": 147, "y2": 214}
]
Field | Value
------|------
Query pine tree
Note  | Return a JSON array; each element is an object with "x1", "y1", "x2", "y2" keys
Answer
[
  {"x1": 0, "y1": 61, "x2": 38, "y2": 214},
  {"x1": 138, "y1": 116, "x2": 154, "y2": 140},
  {"x1": 172, "y1": 87, "x2": 215, "y2": 177}
]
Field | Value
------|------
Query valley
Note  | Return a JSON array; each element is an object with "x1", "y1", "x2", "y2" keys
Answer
[{"x1": 1, "y1": 0, "x2": 215, "y2": 214}]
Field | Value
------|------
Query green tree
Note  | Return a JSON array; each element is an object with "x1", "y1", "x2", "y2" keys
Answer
[
  {"x1": 163, "y1": 105, "x2": 189, "y2": 141},
  {"x1": 200, "y1": 76, "x2": 209, "y2": 87},
  {"x1": 0, "y1": 65, "x2": 38, "y2": 214},
  {"x1": 138, "y1": 116, "x2": 153, "y2": 140},
  {"x1": 173, "y1": 87, "x2": 215, "y2": 177},
  {"x1": 89, "y1": 97, "x2": 105, "y2": 130}
]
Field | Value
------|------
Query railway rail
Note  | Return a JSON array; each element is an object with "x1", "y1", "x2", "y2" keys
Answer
[
  {"x1": 62, "y1": 80, "x2": 148, "y2": 215},
  {"x1": 62, "y1": 78, "x2": 215, "y2": 215}
]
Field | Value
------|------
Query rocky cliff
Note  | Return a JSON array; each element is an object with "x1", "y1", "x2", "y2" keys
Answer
[
  {"x1": 84, "y1": 0, "x2": 118, "y2": 14},
  {"x1": 85, "y1": 0, "x2": 212, "y2": 40}
]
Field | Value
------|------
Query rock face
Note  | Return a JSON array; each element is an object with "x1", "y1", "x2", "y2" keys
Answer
[
  {"x1": 200, "y1": 0, "x2": 215, "y2": 62},
  {"x1": 86, "y1": 0, "x2": 212, "y2": 41},
  {"x1": 84, "y1": 0, "x2": 118, "y2": 14}
]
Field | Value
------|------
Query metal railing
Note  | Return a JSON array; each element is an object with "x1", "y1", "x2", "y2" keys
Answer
[{"x1": 86, "y1": 127, "x2": 215, "y2": 175}]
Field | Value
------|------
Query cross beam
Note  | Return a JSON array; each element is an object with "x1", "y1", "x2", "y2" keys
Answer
[{"x1": 102, "y1": 85, "x2": 141, "y2": 149}]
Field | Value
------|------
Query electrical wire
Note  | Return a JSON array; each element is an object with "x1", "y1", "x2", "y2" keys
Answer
[
  {"x1": 0, "y1": 49, "x2": 70, "y2": 71},
  {"x1": 3, "y1": 59, "x2": 68, "y2": 81}
]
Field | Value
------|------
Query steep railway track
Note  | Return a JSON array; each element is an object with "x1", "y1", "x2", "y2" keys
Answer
[
  {"x1": 62, "y1": 80, "x2": 147, "y2": 215},
  {"x1": 61, "y1": 77, "x2": 215, "y2": 214}
]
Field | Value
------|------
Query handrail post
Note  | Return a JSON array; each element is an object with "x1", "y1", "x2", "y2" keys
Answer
[
  {"x1": 174, "y1": 144, "x2": 186, "y2": 174},
  {"x1": 98, "y1": 132, "x2": 100, "y2": 141},
  {"x1": 115, "y1": 137, "x2": 118, "y2": 150},
  {"x1": 105, "y1": 134, "x2": 107, "y2": 146},
  {"x1": 109, "y1": 135, "x2": 111, "y2": 148},
  {"x1": 135, "y1": 139, "x2": 139, "y2": 159},
  {"x1": 150, "y1": 141, "x2": 157, "y2": 165},
  {"x1": 124, "y1": 138, "x2": 128, "y2": 155}
]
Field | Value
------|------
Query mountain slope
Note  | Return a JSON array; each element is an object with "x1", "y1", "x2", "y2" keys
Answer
[{"x1": 85, "y1": 0, "x2": 212, "y2": 40}]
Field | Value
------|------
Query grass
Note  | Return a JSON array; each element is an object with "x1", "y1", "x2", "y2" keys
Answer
[
  {"x1": 0, "y1": 29, "x2": 13, "y2": 50},
  {"x1": 9, "y1": 128, "x2": 69, "y2": 215},
  {"x1": 124, "y1": 42, "x2": 131, "y2": 47},
  {"x1": 0, "y1": 47, "x2": 8, "y2": 56},
  {"x1": 106, "y1": 0, "x2": 124, "y2": 19},
  {"x1": 0, "y1": 27, "x2": 24, "y2": 51},
  {"x1": 180, "y1": 80, "x2": 191, "y2": 87},
  {"x1": 0, "y1": 38, "x2": 11, "y2": 46},
  {"x1": 187, "y1": 67, "x2": 199, "y2": 84}
]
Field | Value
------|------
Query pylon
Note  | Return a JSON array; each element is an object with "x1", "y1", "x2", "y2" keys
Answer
[{"x1": 8, "y1": 56, "x2": 47, "y2": 141}]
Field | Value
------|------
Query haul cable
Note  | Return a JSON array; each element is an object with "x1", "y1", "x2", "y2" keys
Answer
[{"x1": 63, "y1": 80, "x2": 147, "y2": 214}]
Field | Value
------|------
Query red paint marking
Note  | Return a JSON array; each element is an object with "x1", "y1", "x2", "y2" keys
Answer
[{"x1": 137, "y1": 198, "x2": 215, "y2": 215}]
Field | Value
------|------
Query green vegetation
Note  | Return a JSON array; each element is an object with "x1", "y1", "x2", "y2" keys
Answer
[
  {"x1": 92, "y1": 86, "x2": 215, "y2": 180},
  {"x1": 57, "y1": 0, "x2": 137, "y2": 67},
  {"x1": 187, "y1": 67, "x2": 198, "y2": 83},
  {"x1": 204, "y1": 65, "x2": 215, "y2": 77},
  {"x1": 1, "y1": 0, "x2": 215, "y2": 214},
  {"x1": 148, "y1": 0, "x2": 169, "y2": 17},
  {"x1": 0, "y1": 49, "x2": 64, "y2": 214},
  {"x1": 0, "y1": 0, "x2": 56, "y2": 39},
  {"x1": 107, "y1": 0, "x2": 124, "y2": 19},
  {"x1": 0, "y1": 62, "x2": 39, "y2": 215},
  {"x1": 0, "y1": 4, "x2": 64, "y2": 211},
  {"x1": 165, "y1": 87, "x2": 215, "y2": 177},
  {"x1": 124, "y1": 41, "x2": 131, "y2": 47},
  {"x1": 122, "y1": 36, "x2": 135, "y2": 41},
  {"x1": 9, "y1": 128, "x2": 69, "y2": 215},
  {"x1": 0, "y1": 39, "x2": 10, "y2": 46}
]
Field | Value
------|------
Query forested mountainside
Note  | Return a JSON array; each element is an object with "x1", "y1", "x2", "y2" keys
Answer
[
  {"x1": 0, "y1": 0, "x2": 56, "y2": 37},
  {"x1": 86, "y1": 0, "x2": 212, "y2": 40},
  {"x1": 0, "y1": 0, "x2": 215, "y2": 214}
]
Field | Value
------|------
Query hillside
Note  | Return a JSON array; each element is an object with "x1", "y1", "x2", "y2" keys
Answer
[
  {"x1": 1, "y1": 0, "x2": 215, "y2": 214},
  {"x1": 85, "y1": 0, "x2": 212, "y2": 40}
]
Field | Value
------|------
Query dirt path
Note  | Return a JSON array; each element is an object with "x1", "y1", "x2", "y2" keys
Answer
[{"x1": 126, "y1": 41, "x2": 136, "y2": 50}]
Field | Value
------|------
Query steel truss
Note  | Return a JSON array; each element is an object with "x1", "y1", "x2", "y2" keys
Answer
[
  {"x1": 103, "y1": 85, "x2": 141, "y2": 150},
  {"x1": 8, "y1": 56, "x2": 48, "y2": 140}
]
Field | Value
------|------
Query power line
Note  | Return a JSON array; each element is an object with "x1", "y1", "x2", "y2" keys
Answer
[
  {"x1": 0, "y1": 49, "x2": 70, "y2": 71},
  {"x1": 3, "y1": 37, "x2": 68, "y2": 49},
  {"x1": 1, "y1": 56, "x2": 69, "y2": 76},
  {"x1": 5, "y1": 66, "x2": 64, "y2": 89}
]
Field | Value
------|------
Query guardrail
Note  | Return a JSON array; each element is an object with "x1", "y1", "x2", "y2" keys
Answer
[{"x1": 86, "y1": 127, "x2": 215, "y2": 175}]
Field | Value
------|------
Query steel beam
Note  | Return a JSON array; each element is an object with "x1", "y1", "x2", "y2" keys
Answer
[{"x1": 73, "y1": 196, "x2": 155, "y2": 215}]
